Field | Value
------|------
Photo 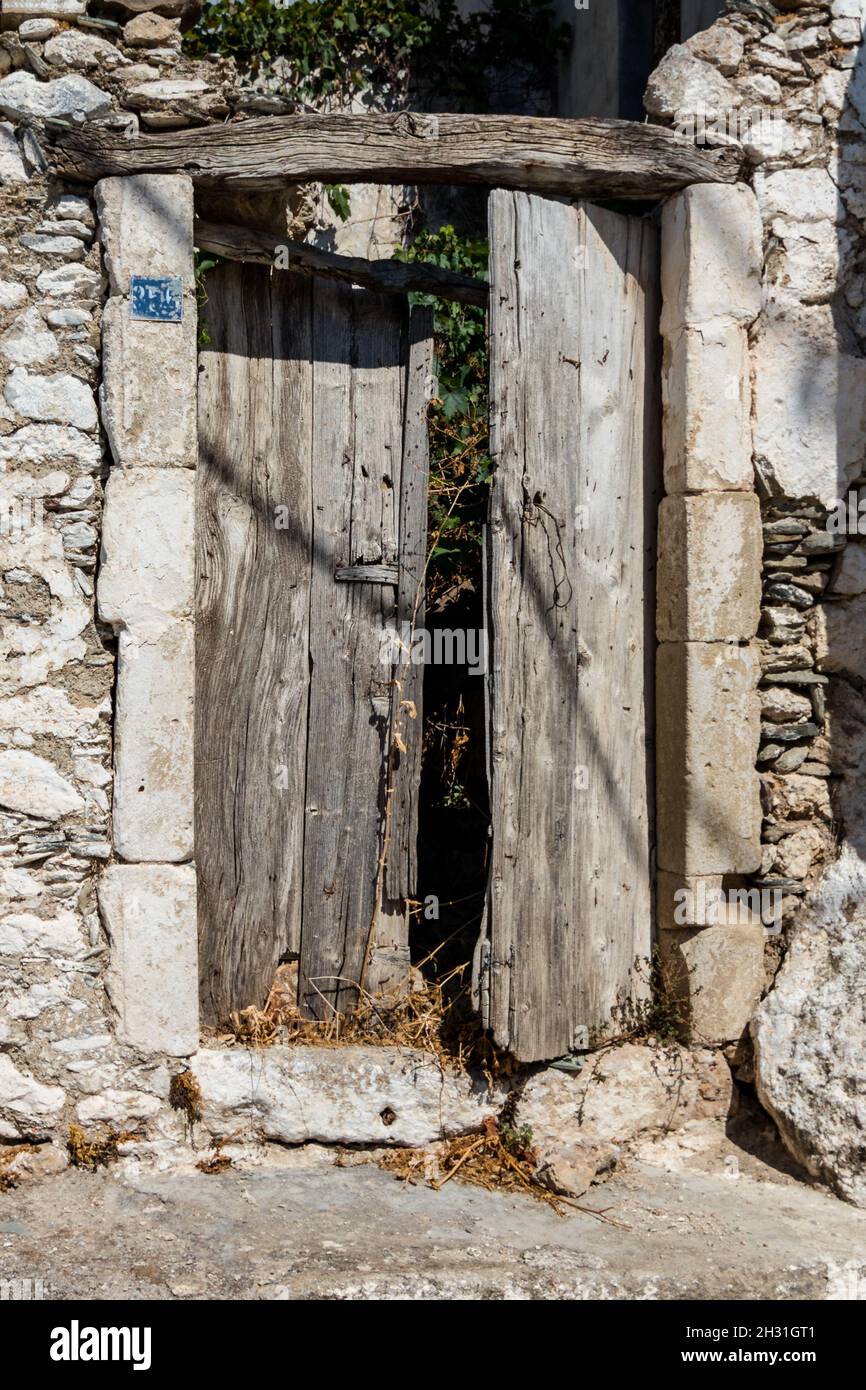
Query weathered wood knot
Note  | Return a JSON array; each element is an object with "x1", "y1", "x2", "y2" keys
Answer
[{"x1": 392, "y1": 112, "x2": 440, "y2": 140}]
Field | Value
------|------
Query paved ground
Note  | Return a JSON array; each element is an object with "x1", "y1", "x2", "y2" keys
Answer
[{"x1": 2, "y1": 1139, "x2": 866, "y2": 1300}]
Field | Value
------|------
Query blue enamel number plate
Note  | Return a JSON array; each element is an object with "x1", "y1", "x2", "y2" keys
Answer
[{"x1": 129, "y1": 275, "x2": 183, "y2": 323}]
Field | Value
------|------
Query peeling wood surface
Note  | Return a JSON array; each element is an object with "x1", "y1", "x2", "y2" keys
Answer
[
  {"x1": 196, "y1": 263, "x2": 430, "y2": 1024},
  {"x1": 196, "y1": 263, "x2": 312, "y2": 1025},
  {"x1": 386, "y1": 309, "x2": 433, "y2": 907},
  {"x1": 482, "y1": 192, "x2": 659, "y2": 1063},
  {"x1": 50, "y1": 112, "x2": 743, "y2": 198}
]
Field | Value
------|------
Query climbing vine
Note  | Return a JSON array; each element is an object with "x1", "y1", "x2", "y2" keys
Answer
[
  {"x1": 186, "y1": 3, "x2": 563, "y2": 604},
  {"x1": 394, "y1": 226, "x2": 489, "y2": 611},
  {"x1": 185, "y1": 0, "x2": 570, "y2": 111}
]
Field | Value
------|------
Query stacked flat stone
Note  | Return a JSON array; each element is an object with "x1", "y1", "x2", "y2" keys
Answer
[
  {"x1": 648, "y1": 0, "x2": 866, "y2": 1208},
  {"x1": 0, "y1": 1, "x2": 450, "y2": 1160},
  {"x1": 759, "y1": 502, "x2": 834, "y2": 778},
  {"x1": 752, "y1": 500, "x2": 838, "y2": 921},
  {"x1": 0, "y1": 3, "x2": 242, "y2": 1157}
]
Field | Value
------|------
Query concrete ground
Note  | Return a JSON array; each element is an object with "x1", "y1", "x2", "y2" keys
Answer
[{"x1": 2, "y1": 1129, "x2": 866, "y2": 1300}]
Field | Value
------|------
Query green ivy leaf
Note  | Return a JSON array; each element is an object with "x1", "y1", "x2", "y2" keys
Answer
[{"x1": 325, "y1": 184, "x2": 352, "y2": 222}]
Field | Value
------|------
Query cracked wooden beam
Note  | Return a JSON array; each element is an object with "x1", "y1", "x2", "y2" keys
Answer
[{"x1": 48, "y1": 112, "x2": 743, "y2": 199}]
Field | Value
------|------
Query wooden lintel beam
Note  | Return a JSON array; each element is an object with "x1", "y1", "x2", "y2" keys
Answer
[
  {"x1": 194, "y1": 218, "x2": 488, "y2": 307},
  {"x1": 48, "y1": 112, "x2": 743, "y2": 199}
]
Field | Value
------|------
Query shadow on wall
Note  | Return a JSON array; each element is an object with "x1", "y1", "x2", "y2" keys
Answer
[
  {"x1": 751, "y1": 31, "x2": 866, "y2": 881},
  {"x1": 555, "y1": 0, "x2": 727, "y2": 120},
  {"x1": 646, "y1": 13, "x2": 866, "y2": 914}
]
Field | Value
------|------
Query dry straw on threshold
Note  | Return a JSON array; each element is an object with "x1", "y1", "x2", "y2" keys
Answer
[{"x1": 218, "y1": 959, "x2": 517, "y2": 1083}]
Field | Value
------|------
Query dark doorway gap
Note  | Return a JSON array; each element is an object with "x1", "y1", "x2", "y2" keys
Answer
[{"x1": 412, "y1": 583, "x2": 491, "y2": 992}]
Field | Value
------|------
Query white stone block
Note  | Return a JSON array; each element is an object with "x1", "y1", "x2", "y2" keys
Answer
[
  {"x1": 752, "y1": 850, "x2": 866, "y2": 1207},
  {"x1": 662, "y1": 323, "x2": 752, "y2": 493},
  {"x1": 684, "y1": 26, "x2": 744, "y2": 76},
  {"x1": 0, "y1": 749, "x2": 84, "y2": 820},
  {"x1": 19, "y1": 233, "x2": 85, "y2": 259},
  {"x1": 4, "y1": 366, "x2": 96, "y2": 431},
  {"x1": 767, "y1": 219, "x2": 849, "y2": 306},
  {"x1": 191, "y1": 1046, "x2": 506, "y2": 1147},
  {"x1": 659, "y1": 923, "x2": 765, "y2": 1044},
  {"x1": 35, "y1": 263, "x2": 102, "y2": 300},
  {"x1": 127, "y1": 79, "x2": 209, "y2": 112},
  {"x1": 753, "y1": 166, "x2": 841, "y2": 227},
  {"x1": 753, "y1": 303, "x2": 866, "y2": 505},
  {"x1": 95, "y1": 173, "x2": 194, "y2": 297},
  {"x1": 18, "y1": 19, "x2": 59, "y2": 40},
  {"x1": 77, "y1": 1089, "x2": 162, "y2": 1124},
  {"x1": 112, "y1": 622, "x2": 194, "y2": 862},
  {"x1": 44, "y1": 30, "x2": 123, "y2": 70},
  {"x1": 661, "y1": 183, "x2": 762, "y2": 336},
  {"x1": 1, "y1": 0, "x2": 85, "y2": 20},
  {"x1": 0, "y1": 279, "x2": 27, "y2": 310},
  {"x1": 0, "y1": 1054, "x2": 65, "y2": 1132},
  {"x1": 0, "y1": 120, "x2": 27, "y2": 185},
  {"x1": 0, "y1": 306, "x2": 58, "y2": 367},
  {"x1": 0, "y1": 911, "x2": 84, "y2": 958},
  {"x1": 100, "y1": 862, "x2": 198, "y2": 1056},
  {"x1": 657, "y1": 641, "x2": 762, "y2": 876},
  {"x1": 644, "y1": 43, "x2": 739, "y2": 121},
  {"x1": 98, "y1": 468, "x2": 194, "y2": 631},
  {"x1": 0, "y1": 71, "x2": 110, "y2": 123},
  {"x1": 513, "y1": 1043, "x2": 732, "y2": 1196},
  {"x1": 0, "y1": 423, "x2": 101, "y2": 470},
  {"x1": 100, "y1": 296, "x2": 197, "y2": 467},
  {"x1": 657, "y1": 493, "x2": 762, "y2": 642}
]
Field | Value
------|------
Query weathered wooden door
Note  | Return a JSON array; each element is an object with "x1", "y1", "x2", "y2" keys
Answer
[
  {"x1": 196, "y1": 262, "x2": 431, "y2": 1025},
  {"x1": 478, "y1": 191, "x2": 660, "y2": 1063}
]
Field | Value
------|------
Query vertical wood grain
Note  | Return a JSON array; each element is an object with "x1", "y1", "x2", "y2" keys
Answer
[{"x1": 483, "y1": 191, "x2": 659, "y2": 1062}]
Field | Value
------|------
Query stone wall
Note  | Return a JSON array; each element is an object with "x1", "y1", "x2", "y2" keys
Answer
[
  {"x1": 0, "y1": 4, "x2": 251, "y2": 1160},
  {"x1": 2, "y1": 0, "x2": 865, "y2": 1200},
  {"x1": 647, "y1": 0, "x2": 866, "y2": 1199},
  {"x1": 0, "y1": 4, "x2": 416, "y2": 1169},
  {"x1": 648, "y1": 2, "x2": 866, "y2": 905}
]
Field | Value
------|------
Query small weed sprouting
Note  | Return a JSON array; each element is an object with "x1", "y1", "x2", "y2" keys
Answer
[
  {"x1": 169, "y1": 1070, "x2": 203, "y2": 1135},
  {"x1": 498, "y1": 1121, "x2": 534, "y2": 1161},
  {"x1": 196, "y1": 1139, "x2": 233, "y2": 1176},
  {"x1": 193, "y1": 250, "x2": 223, "y2": 349},
  {"x1": 598, "y1": 951, "x2": 693, "y2": 1049},
  {"x1": 67, "y1": 1124, "x2": 138, "y2": 1171}
]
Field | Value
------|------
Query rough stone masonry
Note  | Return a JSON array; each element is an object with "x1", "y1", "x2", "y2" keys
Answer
[
  {"x1": 0, "y1": 0, "x2": 864, "y2": 1209},
  {"x1": 647, "y1": 0, "x2": 866, "y2": 1203},
  {"x1": 0, "y1": 0, "x2": 482, "y2": 1175}
]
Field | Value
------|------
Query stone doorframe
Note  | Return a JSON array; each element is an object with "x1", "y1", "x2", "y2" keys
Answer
[{"x1": 94, "y1": 171, "x2": 765, "y2": 1057}]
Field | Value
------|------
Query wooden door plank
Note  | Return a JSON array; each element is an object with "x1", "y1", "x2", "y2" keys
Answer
[
  {"x1": 195, "y1": 262, "x2": 313, "y2": 1025},
  {"x1": 298, "y1": 283, "x2": 409, "y2": 1018},
  {"x1": 385, "y1": 307, "x2": 433, "y2": 909},
  {"x1": 574, "y1": 204, "x2": 659, "y2": 1035},
  {"x1": 483, "y1": 191, "x2": 659, "y2": 1062}
]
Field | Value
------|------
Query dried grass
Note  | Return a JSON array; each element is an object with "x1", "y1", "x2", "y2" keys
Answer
[
  {"x1": 67, "y1": 1124, "x2": 140, "y2": 1170},
  {"x1": 212, "y1": 959, "x2": 519, "y2": 1084},
  {"x1": 196, "y1": 1137, "x2": 233, "y2": 1175},
  {"x1": 169, "y1": 1069, "x2": 203, "y2": 1125},
  {"x1": 0, "y1": 1142, "x2": 38, "y2": 1192},
  {"x1": 379, "y1": 1115, "x2": 626, "y2": 1224}
]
